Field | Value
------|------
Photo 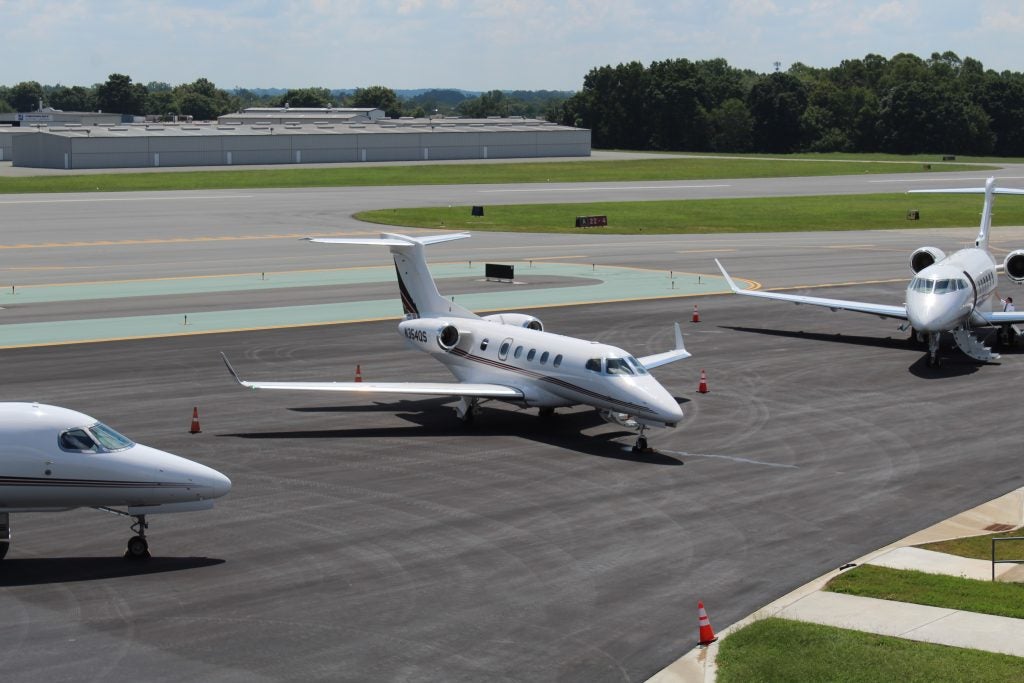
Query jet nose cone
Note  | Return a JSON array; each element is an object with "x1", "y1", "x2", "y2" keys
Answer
[{"x1": 209, "y1": 470, "x2": 232, "y2": 499}]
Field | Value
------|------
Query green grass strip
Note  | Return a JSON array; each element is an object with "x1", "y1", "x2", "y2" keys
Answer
[
  {"x1": 716, "y1": 617, "x2": 1024, "y2": 683},
  {"x1": 0, "y1": 157, "x2": 987, "y2": 194},
  {"x1": 917, "y1": 528, "x2": 1024, "y2": 561},
  {"x1": 826, "y1": 564, "x2": 1024, "y2": 618},
  {"x1": 358, "y1": 193, "x2": 1024, "y2": 234}
]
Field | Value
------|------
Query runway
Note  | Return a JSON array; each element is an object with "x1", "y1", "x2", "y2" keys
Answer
[{"x1": 3, "y1": 175, "x2": 1024, "y2": 681}]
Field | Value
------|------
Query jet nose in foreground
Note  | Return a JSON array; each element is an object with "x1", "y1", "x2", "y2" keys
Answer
[{"x1": 206, "y1": 468, "x2": 232, "y2": 499}]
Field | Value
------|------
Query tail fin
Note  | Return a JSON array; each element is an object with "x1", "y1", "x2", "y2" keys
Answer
[
  {"x1": 909, "y1": 177, "x2": 1024, "y2": 250},
  {"x1": 305, "y1": 232, "x2": 478, "y2": 319}
]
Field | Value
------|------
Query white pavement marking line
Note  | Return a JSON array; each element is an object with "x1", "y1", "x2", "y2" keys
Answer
[
  {"x1": 869, "y1": 176, "x2": 1024, "y2": 184},
  {"x1": 0, "y1": 194, "x2": 255, "y2": 205},
  {"x1": 478, "y1": 184, "x2": 732, "y2": 193},
  {"x1": 665, "y1": 450, "x2": 799, "y2": 468}
]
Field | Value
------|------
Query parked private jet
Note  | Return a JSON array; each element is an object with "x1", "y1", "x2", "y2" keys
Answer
[
  {"x1": 716, "y1": 177, "x2": 1024, "y2": 367},
  {"x1": 222, "y1": 232, "x2": 690, "y2": 451},
  {"x1": 0, "y1": 402, "x2": 231, "y2": 560}
]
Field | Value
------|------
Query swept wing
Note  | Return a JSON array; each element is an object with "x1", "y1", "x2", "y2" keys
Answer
[
  {"x1": 715, "y1": 259, "x2": 908, "y2": 320},
  {"x1": 221, "y1": 353, "x2": 523, "y2": 399}
]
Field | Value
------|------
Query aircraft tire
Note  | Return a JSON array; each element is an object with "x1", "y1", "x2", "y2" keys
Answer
[
  {"x1": 125, "y1": 536, "x2": 150, "y2": 560},
  {"x1": 0, "y1": 542, "x2": 8, "y2": 561}
]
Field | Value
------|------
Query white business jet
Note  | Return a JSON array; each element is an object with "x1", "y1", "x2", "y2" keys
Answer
[
  {"x1": 222, "y1": 232, "x2": 690, "y2": 451},
  {"x1": 0, "y1": 402, "x2": 231, "y2": 560},
  {"x1": 716, "y1": 177, "x2": 1024, "y2": 367}
]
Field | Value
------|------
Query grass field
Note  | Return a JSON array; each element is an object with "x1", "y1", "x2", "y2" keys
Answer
[
  {"x1": 917, "y1": 527, "x2": 1024, "y2": 561},
  {"x1": 0, "y1": 155, "x2": 989, "y2": 194},
  {"x1": 357, "y1": 193, "x2": 1024, "y2": 234},
  {"x1": 825, "y1": 564, "x2": 1024, "y2": 619},
  {"x1": 715, "y1": 617, "x2": 1024, "y2": 682}
]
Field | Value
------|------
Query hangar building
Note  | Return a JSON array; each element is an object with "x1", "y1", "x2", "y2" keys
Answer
[{"x1": 12, "y1": 117, "x2": 590, "y2": 169}]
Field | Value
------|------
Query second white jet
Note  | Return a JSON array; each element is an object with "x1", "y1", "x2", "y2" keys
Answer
[
  {"x1": 717, "y1": 177, "x2": 1024, "y2": 367},
  {"x1": 223, "y1": 232, "x2": 690, "y2": 451}
]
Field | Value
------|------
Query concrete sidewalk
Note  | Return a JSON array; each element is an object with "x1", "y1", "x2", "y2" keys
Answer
[{"x1": 649, "y1": 486, "x2": 1024, "y2": 682}]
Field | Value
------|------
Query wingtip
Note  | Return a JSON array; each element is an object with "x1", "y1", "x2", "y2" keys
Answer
[
  {"x1": 714, "y1": 259, "x2": 740, "y2": 292},
  {"x1": 220, "y1": 352, "x2": 244, "y2": 385}
]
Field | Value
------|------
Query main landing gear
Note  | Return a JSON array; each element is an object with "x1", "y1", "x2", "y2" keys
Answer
[{"x1": 0, "y1": 512, "x2": 10, "y2": 561}]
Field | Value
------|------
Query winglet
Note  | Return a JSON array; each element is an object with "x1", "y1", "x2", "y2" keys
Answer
[
  {"x1": 673, "y1": 322, "x2": 686, "y2": 353},
  {"x1": 220, "y1": 352, "x2": 248, "y2": 387},
  {"x1": 715, "y1": 259, "x2": 742, "y2": 293}
]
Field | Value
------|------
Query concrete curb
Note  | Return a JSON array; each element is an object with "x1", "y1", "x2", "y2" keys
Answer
[{"x1": 647, "y1": 486, "x2": 1024, "y2": 682}]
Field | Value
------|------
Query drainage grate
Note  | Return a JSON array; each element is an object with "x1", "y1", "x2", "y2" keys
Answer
[{"x1": 985, "y1": 523, "x2": 1017, "y2": 532}]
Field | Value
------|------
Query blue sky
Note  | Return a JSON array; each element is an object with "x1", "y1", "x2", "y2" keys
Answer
[{"x1": 2, "y1": 1, "x2": 1021, "y2": 91}]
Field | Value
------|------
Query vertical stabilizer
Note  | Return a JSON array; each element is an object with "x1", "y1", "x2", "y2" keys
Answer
[
  {"x1": 908, "y1": 178, "x2": 1024, "y2": 252},
  {"x1": 305, "y1": 233, "x2": 478, "y2": 319}
]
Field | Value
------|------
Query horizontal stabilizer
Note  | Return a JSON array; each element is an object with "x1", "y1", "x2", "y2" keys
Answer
[{"x1": 305, "y1": 232, "x2": 471, "y2": 247}]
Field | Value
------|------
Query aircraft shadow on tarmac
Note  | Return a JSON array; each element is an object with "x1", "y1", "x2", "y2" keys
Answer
[
  {"x1": 0, "y1": 556, "x2": 225, "y2": 586},
  {"x1": 222, "y1": 397, "x2": 685, "y2": 466},
  {"x1": 716, "y1": 325, "x2": 1016, "y2": 378}
]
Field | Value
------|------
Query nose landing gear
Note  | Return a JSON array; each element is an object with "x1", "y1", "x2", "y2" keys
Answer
[
  {"x1": 125, "y1": 515, "x2": 150, "y2": 560},
  {"x1": 633, "y1": 427, "x2": 651, "y2": 453}
]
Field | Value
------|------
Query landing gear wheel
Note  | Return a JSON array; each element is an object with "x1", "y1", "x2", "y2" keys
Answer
[
  {"x1": 632, "y1": 436, "x2": 649, "y2": 453},
  {"x1": 125, "y1": 535, "x2": 150, "y2": 559},
  {"x1": 0, "y1": 542, "x2": 8, "y2": 561},
  {"x1": 538, "y1": 407, "x2": 555, "y2": 419}
]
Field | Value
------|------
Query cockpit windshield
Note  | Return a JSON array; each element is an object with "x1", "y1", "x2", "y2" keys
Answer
[
  {"x1": 605, "y1": 357, "x2": 634, "y2": 375},
  {"x1": 89, "y1": 422, "x2": 134, "y2": 451},
  {"x1": 58, "y1": 422, "x2": 134, "y2": 453},
  {"x1": 909, "y1": 277, "x2": 967, "y2": 294}
]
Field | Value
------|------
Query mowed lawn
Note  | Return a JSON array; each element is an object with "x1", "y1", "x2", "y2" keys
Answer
[{"x1": 358, "y1": 193, "x2": 1024, "y2": 234}]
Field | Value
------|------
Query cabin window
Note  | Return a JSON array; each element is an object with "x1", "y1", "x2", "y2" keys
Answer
[
  {"x1": 605, "y1": 358, "x2": 635, "y2": 375},
  {"x1": 59, "y1": 428, "x2": 98, "y2": 452},
  {"x1": 539, "y1": 351, "x2": 550, "y2": 364},
  {"x1": 514, "y1": 345, "x2": 524, "y2": 359},
  {"x1": 89, "y1": 422, "x2": 134, "y2": 451},
  {"x1": 480, "y1": 338, "x2": 489, "y2": 351},
  {"x1": 553, "y1": 354, "x2": 563, "y2": 367},
  {"x1": 499, "y1": 338, "x2": 513, "y2": 360},
  {"x1": 527, "y1": 349, "x2": 536, "y2": 361},
  {"x1": 585, "y1": 358, "x2": 602, "y2": 373}
]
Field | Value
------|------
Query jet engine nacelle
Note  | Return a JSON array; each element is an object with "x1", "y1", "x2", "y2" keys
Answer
[
  {"x1": 910, "y1": 247, "x2": 946, "y2": 274},
  {"x1": 1004, "y1": 250, "x2": 1024, "y2": 282},
  {"x1": 482, "y1": 313, "x2": 544, "y2": 331},
  {"x1": 398, "y1": 318, "x2": 465, "y2": 351}
]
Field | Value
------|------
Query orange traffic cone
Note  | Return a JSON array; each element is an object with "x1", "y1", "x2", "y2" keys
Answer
[
  {"x1": 691, "y1": 304, "x2": 701, "y2": 323},
  {"x1": 698, "y1": 601, "x2": 718, "y2": 645},
  {"x1": 189, "y1": 406, "x2": 202, "y2": 434},
  {"x1": 697, "y1": 369, "x2": 709, "y2": 394},
  {"x1": 355, "y1": 364, "x2": 363, "y2": 382}
]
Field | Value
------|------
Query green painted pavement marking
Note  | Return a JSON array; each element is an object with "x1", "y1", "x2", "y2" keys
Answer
[{"x1": 0, "y1": 263, "x2": 747, "y2": 347}]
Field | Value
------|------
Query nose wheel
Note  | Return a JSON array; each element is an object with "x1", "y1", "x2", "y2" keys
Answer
[
  {"x1": 125, "y1": 515, "x2": 150, "y2": 559},
  {"x1": 632, "y1": 427, "x2": 651, "y2": 453},
  {"x1": 926, "y1": 333, "x2": 942, "y2": 368}
]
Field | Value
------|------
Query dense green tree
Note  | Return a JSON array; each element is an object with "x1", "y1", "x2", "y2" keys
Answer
[
  {"x1": 748, "y1": 73, "x2": 808, "y2": 152},
  {"x1": 171, "y1": 78, "x2": 236, "y2": 120},
  {"x1": 273, "y1": 87, "x2": 332, "y2": 108},
  {"x1": 48, "y1": 85, "x2": 94, "y2": 111},
  {"x1": 708, "y1": 98, "x2": 753, "y2": 151},
  {"x1": 95, "y1": 73, "x2": 147, "y2": 114},
  {"x1": 350, "y1": 85, "x2": 401, "y2": 117},
  {"x1": 9, "y1": 81, "x2": 45, "y2": 112}
]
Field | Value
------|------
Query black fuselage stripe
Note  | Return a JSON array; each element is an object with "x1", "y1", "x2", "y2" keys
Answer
[{"x1": 0, "y1": 477, "x2": 193, "y2": 488}]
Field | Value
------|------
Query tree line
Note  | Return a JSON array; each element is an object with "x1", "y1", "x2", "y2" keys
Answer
[
  {"x1": 0, "y1": 75, "x2": 570, "y2": 122},
  {"x1": 554, "y1": 51, "x2": 1024, "y2": 156},
  {"x1": 6, "y1": 52, "x2": 1023, "y2": 156}
]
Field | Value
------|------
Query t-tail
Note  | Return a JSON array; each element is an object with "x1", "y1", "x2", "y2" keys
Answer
[
  {"x1": 305, "y1": 232, "x2": 478, "y2": 319},
  {"x1": 909, "y1": 177, "x2": 1024, "y2": 251}
]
